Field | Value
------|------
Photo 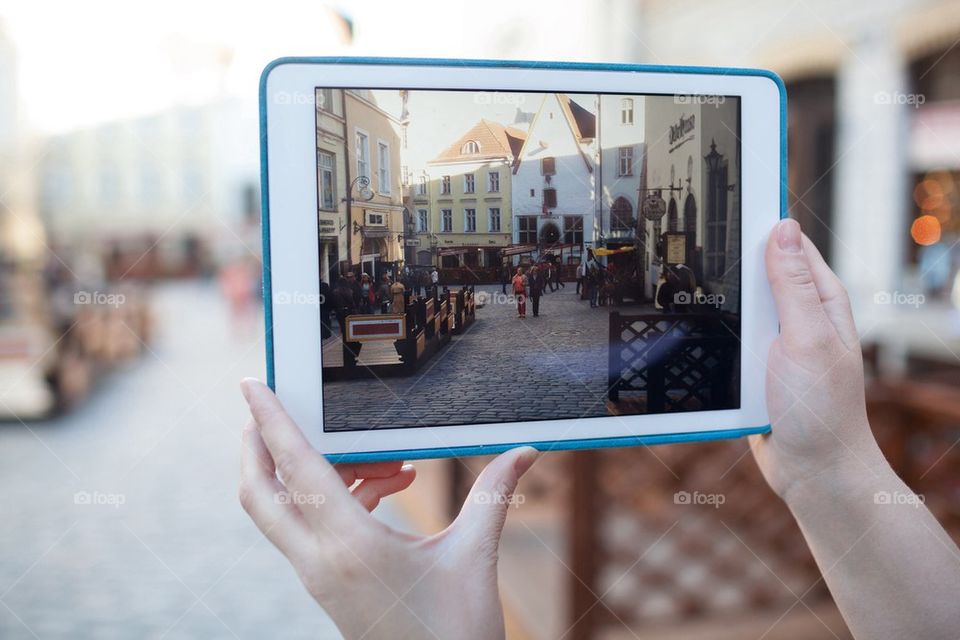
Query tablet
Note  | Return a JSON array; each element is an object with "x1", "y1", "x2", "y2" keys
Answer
[{"x1": 259, "y1": 57, "x2": 784, "y2": 462}]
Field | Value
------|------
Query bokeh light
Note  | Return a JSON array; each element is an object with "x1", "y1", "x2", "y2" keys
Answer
[{"x1": 911, "y1": 214, "x2": 942, "y2": 246}]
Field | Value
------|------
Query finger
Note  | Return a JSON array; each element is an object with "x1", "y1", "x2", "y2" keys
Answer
[
  {"x1": 765, "y1": 219, "x2": 840, "y2": 353},
  {"x1": 336, "y1": 460, "x2": 406, "y2": 487},
  {"x1": 800, "y1": 235, "x2": 859, "y2": 349},
  {"x1": 241, "y1": 378, "x2": 363, "y2": 527},
  {"x1": 450, "y1": 447, "x2": 539, "y2": 551},
  {"x1": 351, "y1": 465, "x2": 416, "y2": 511},
  {"x1": 239, "y1": 422, "x2": 314, "y2": 559}
]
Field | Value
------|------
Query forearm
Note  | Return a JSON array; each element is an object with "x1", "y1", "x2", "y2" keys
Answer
[{"x1": 785, "y1": 454, "x2": 960, "y2": 640}]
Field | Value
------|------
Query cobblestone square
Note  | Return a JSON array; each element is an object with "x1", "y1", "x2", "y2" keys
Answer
[{"x1": 322, "y1": 284, "x2": 654, "y2": 431}]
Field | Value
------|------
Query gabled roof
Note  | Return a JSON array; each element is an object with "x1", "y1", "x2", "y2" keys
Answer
[
  {"x1": 429, "y1": 119, "x2": 527, "y2": 164},
  {"x1": 513, "y1": 94, "x2": 596, "y2": 174}
]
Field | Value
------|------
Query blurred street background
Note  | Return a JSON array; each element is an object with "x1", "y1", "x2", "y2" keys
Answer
[{"x1": 2, "y1": 1, "x2": 960, "y2": 639}]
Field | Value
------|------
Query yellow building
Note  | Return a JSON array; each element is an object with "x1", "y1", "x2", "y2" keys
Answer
[
  {"x1": 343, "y1": 90, "x2": 404, "y2": 277},
  {"x1": 416, "y1": 119, "x2": 524, "y2": 268}
]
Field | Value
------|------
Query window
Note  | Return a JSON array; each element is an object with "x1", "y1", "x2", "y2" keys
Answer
[
  {"x1": 611, "y1": 196, "x2": 633, "y2": 231},
  {"x1": 317, "y1": 89, "x2": 337, "y2": 114},
  {"x1": 461, "y1": 140, "x2": 480, "y2": 154},
  {"x1": 401, "y1": 165, "x2": 409, "y2": 186},
  {"x1": 377, "y1": 141, "x2": 390, "y2": 193},
  {"x1": 488, "y1": 171, "x2": 500, "y2": 192},
  {"x1": 417, "y1": 208, "x2": 428, "y2": 232},
  {"x1": 441, "y1": 175, "x2": 451, "y2": 195},
  {"x1": 464, "y1": 173, "x2": 475, "y2": 194},
  {"x1": 417, "y1": 174, "x2": 427, "y2": 196},
  {"x1": 529, "y1": 188, "x2": 535, "y2": 197},
  {"x1": 518, "y1": 216, "x2": 538, "y2": 244},
  {"x1": 618, "y1": 146, "x2": 634, "y2": 177},
  {"x1": 543, "y1": 188, "x2": 557, "y2": 209},
  {"x1": 464, "y1": 208, "x2": 477, "y2": 232},
  {"x1": 441, "y1": 208, "x2": 453, "y2": 232},
  {"x1": 355, "y1": 130, "x2": 370, "y2": 179},
  {"x1": 488, "y1": 207, "x2": 501, "y2": 232},
  {"x1": 541, "y1": 156, "x2": 556, "y2": 176},
  {"x1": 564, "y1": 216, "x2": 584, "y2": 246},
  {"x1": 706, "y1": 160, "x2": 729, "y2": 278},
  {"x1": 366, "y1": 211, "x2": 385, "y2": 226},
  {"x1": 621, "y1": 98, "x2": 634, "y2": 125},
  {"x1": 318, "y1": 151, "x2": 336, "y2": 210}
]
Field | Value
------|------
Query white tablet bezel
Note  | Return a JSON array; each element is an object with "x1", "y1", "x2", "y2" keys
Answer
[{"x1": 261, "y1": 59, "x2": 781, "y2": 457}]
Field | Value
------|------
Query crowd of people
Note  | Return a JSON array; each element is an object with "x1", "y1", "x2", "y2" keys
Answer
[{"x1": 320, "y1": 266, "x2": 440, "y2": 339}]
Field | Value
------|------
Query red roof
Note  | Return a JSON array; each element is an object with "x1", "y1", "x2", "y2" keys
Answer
[{"x1": 429, "y1": 119, "x2": 527, "y2": 164}]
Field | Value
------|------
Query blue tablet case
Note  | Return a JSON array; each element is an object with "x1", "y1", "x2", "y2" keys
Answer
[{"x1": 259, "y1": 57, "x2": 786, "y2": 463}]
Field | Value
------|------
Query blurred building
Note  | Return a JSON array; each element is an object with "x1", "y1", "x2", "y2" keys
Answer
[
  {"x1": 634, "y1": 0, "x2": 960, "y2": 331},
  {"x1": 37, "y1": 97, "x2": 260, "y2": 278}
]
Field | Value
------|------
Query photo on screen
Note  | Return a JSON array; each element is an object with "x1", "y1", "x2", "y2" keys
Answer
[{"x1": 314, "y1": 88, "x2": 741, "y2": 431}]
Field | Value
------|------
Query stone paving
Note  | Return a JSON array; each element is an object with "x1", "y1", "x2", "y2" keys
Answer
[
  {"x1": 322, "y1": 284, "x2": 649, "y2": 431},
  {"x1": 0, "y1": 281, "x2": 415, "y2": 639}
]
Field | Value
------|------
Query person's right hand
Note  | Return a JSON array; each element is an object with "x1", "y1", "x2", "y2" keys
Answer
[
  {"x1": 238, "y1": 379, "x2": 538, "y2": 640},
  {"x1": 749, "y1": 218, "x2": 888, "y2": 505}
]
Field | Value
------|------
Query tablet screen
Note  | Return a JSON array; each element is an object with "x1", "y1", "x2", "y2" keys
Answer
[{"x1": 314, "y1": 88, "x2": 741, "y2": 432}]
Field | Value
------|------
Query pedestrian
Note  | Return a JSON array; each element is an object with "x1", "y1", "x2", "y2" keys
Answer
[
  {"x1": 528, "y1": 266, "x2": 545, "y2": 317},
  {"x1": 511, "y1": 267, "x2": 526, "y2": 319},
  {"x1": 377, "y1": 275, "x2": 391, "y2": 313},
  {"x1": 500, "y1": 263, "x2": 510, "y2": 295},
  {"x1": 587, "y1": 258, "x2": 601, "y2": 308},
  {"x1": 431, "y1": 267, "x2": 439, "y2": 296},
  {"x1": 390, "y1": 278, "x2": 405, "y2": 313},
  {"x1": 553, "y1": 260, "x2": 565, "y2": 290},
  {"x1": 332, "y1": 272, "x2": 357, "y2": 336},
  {"x1": 576, "y1": 260, "x2": 586, "y2": 296},
  {"x1": 359, "y1": 273, "x2": 374, "y2": 314}
]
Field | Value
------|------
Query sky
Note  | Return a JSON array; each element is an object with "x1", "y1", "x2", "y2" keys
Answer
[{"x1": 0, "y1": 0, "x2": 615, "y2": 134}]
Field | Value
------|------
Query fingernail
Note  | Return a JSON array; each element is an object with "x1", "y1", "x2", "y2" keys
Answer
[
  {"x1": 514, "y1": 447, "x2": 540, "y2": 476},
  {"x1": 240, "y1": 377, "x2": 261, "y2": 403},
  {"x1": 777, "y1": 219, "x2": 802, "y2": 254}
]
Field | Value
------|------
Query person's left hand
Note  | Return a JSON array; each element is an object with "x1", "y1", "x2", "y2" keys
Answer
[{"x1": 238, "y1": 378, "x2": 538, "y2": 640}]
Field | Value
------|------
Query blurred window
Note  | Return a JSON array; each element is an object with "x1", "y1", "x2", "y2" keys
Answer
[
  {"x1": 441, "y1": 208, "x2": 453, "y2": 232},
  {"x1": 488, "y1": 171, "x2": 500, "y2": 192},
  {"x1": 518, "y1": 216, "x2": 538, "y2": 244},
  {"x1": 621, "y1": 98, "x2": 634, "y2": 125},
  {"x1": 464, "y1": 208, "x2": 477, "y2": 232},
  {"x1": 377, "y1": 141, "x2": 390, "y2": 193},
  {"x1": 489, "y1": 207, "x2": 501, "y2": 232},
  {"x1": 319, "y1": 151, "x2": 336, "y2": 210},
  {"x1": 441, "y1": 175, "x2": 451, "y2": 195},
  {"x1": 618, "y1": 146, "x2": 634, "y2": 176},
  {"x1": 355, "y1": 130, "x2": 370, "y2": 179},
  {"x1": 464, "y1": 173, "x2": 475, "y2": 193}
]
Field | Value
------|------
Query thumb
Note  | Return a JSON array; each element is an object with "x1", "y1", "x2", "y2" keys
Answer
[
  {"x1": 450, "y1": 447, "x2": 539, "y2": 552},
  {"x1": 765, "y1": 218, "x2": 837, "y2": 352}
]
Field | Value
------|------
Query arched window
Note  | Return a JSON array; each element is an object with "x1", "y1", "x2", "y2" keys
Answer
[
  {"x1": 611, "y1": 196, "x2": 633, "y2": 231},
  {"x1": 461, "y1": 140, "x2": 481, "y2": 154}
]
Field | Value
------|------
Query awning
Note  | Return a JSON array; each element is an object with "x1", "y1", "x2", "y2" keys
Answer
[
  {"x1": 594, "y1": 246, "x2": 636, "y2": 257},
  {"x1": 500, "y1": 244, "x2": 538, "y2": 257},
  {"x1": 438, "y1": 247, "x2": 475, "y2": 257}
]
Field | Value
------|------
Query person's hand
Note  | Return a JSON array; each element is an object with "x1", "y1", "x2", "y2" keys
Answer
[
  {"x1": 750, "y1": 218, "x2": 888, "y2": 505},
  {"x1": 238, "y1": 378, "x2": 538, "y2": 640}
]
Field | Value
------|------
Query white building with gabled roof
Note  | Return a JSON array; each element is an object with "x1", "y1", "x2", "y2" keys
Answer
[{"x1": 511, "y1": 93, "x2": 598, "y2": 262}]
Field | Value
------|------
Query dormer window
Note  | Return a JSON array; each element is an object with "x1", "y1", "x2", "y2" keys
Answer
[{"x1": 461, "y1": 140, "x2": 481, "y2": 154}]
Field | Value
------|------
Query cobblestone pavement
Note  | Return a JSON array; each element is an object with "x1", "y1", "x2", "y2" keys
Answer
[
  {"x1": 323, "y1": 284, "x2": 646, "y2": 431},
  {"x1": 0, "y1": 281, "x2": 411, "y2": 639}
]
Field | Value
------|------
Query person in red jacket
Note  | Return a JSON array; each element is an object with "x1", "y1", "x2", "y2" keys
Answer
[{"x1": 511, "y1": 267, "x2": 526, "y2": 319}]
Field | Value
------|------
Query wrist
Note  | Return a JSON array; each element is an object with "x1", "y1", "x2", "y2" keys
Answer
[{"x1": 782, "y1": 441, "x2": 894, "y2": 517}]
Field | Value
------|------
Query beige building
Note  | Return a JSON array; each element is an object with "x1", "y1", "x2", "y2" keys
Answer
[
  {"x1": 343, "y1": 90, "x2": 404, "y2": 278},
  {"x1": 418, "y1": 119, "x2": 524, "y2": 268},
  {"x1": 314, "y1": 89, "x2": 348, "y2": 283}
]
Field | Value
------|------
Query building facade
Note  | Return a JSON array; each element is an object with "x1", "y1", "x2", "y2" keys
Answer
[
  {"x1": 315, "y1": 88, "x2": 348, "y2": 283},
  {"x1": 511, "y1": 94, "x2": 598, "y2": 262},
  {"x1": 342, "y1": 90, "x2": 404, "y2": 279},
  {"x1": 597, "y1": 94, "x2": 647, "y2": 254},
  {"x1": 420, "y1": 119, "x2": 523, "y2": 268},
  {"x1": 642, "y1": 95, "x2": 740, "y2": 310}
]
